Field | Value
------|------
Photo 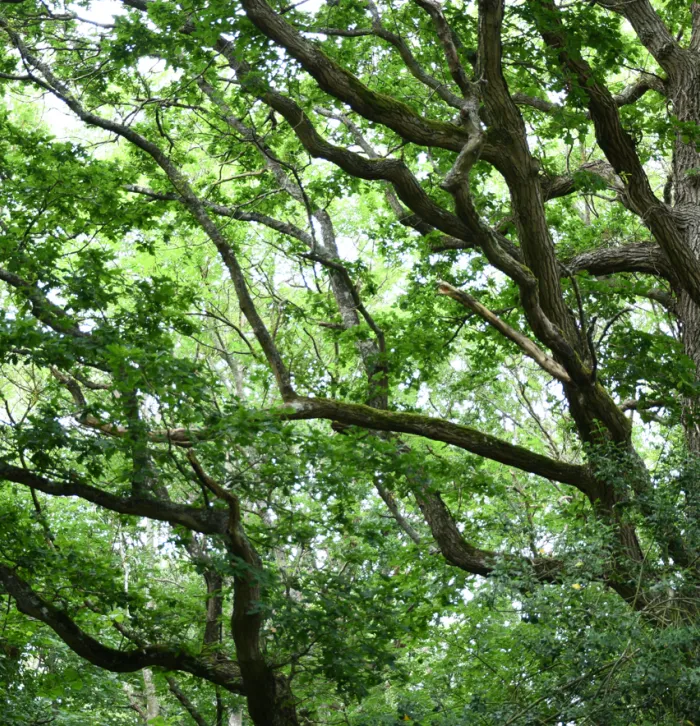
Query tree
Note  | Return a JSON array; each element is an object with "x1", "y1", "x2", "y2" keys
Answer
[{"x1": 0, "y1": 0, "x2": 699, "y2": 723}]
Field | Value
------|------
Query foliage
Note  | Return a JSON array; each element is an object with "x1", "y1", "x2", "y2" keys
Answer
[{"x1": 0, "y1": 0, "x2": 699, "y2": 724}]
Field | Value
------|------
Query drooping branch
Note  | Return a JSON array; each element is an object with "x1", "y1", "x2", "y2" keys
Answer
[
  {"x1": 437, "y1": 281, "x2": 572, "y2": 383},
  {"x1": 0, "y1": 462, "x2": 228, "y2": 535},
  {"x1": 413, "y1": 487, "x2": 559, "y2": 580},
  {"x1": 0, "y1": 564, "x2": 244, "y2": 693}
]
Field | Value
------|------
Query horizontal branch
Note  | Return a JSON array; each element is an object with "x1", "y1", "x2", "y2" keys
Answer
[
  {"x1": 282, "y1": 397, "x2": 591, "y2": 490},
  {"x1": 124, "y1": 185, "x2": 313, "y2": 246},
  {"x1": 620, "y1": 398, "x2": 668, "y2": 412},
  {"x1": 512, "y1": 73, "x2": 665, "y2": 116},
  {"x1": 565, "y1": 242, "x2": 674, "y2": 280}
]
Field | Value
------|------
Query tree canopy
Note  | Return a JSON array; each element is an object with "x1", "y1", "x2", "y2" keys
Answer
[{"x1": 0, "y1": 0, "x2": 699, "y2": 723}]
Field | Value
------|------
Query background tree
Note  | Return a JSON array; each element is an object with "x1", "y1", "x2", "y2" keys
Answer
[{"x1": 0, "y1": 0, "x2": 699, "y2": 723}]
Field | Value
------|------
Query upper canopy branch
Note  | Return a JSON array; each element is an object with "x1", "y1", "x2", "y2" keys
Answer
[
  {"x1": 237, "y1": 0, "x2": 469, "y2": 151},
  {"x1": 594, "y1": 0, "x2": 689, "y2": 75},
  {"x1": 412, "y1": 0, "x2": 474, "y2": 98},
  {"x1": 534, "y1": 0, "x2": 700, "y2": 308},
  {"x1": 305, "y1": 1, "x2": 463, "y2": 109},
  {"x1": 476, "y1": 0, "x2": 579, "y2": 355}
]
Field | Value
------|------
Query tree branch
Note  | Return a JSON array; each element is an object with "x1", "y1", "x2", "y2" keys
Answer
[
  {"x1": 437, "y1": 281, "x2": 572, "y2": 383},
  {"x1": 0, "y1": 19, "x2": 295, "y2": 402},
  {"x1": 0, "y1": 564, "x2": 244, "y2": 693},
  {"x1": 0, "y1": 463, "x2": 228, "y2": 535},
  {"x1": 565, "y1": 242, "x2": 674, "y2": 280},
  {"x1": 534, "y1": 1, "x2": 700, "y2": 307},
  {"x1": 0, "y1": 267, "x2": 88, "y2": 338},
  {"x1": 125, "y1": 185, "x2": 314, "y2": 246},
  {"x1": 282, "y1": 397, "x2": 592, "y2": 491},
  {"x1": 166, "y1": 677, "x2": 209, "y2": 726},
  {"x1": 594, "y1": 0, "x2": 688, "y2": 75},
  {"x1": 236, "y1": 0, "x2": 469, "y2": 151}
]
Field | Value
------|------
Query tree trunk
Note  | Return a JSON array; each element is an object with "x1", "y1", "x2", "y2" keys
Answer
[{"x1": 668, "y1": 60, "x2": 700, "y2": 528}]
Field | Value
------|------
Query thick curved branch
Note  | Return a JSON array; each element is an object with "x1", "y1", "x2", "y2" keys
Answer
[
  {"x1": 594, "y1": 0, "x2": 688, "y2": 75},
  {"x1": 225, "y1": 82, "x2": 473, "y2": 243},
  {"x1": 414, "y1": 488, "x2": 558, "y2": 580},
  {"x1": 187, "y1": 455, "x2": 297, "y2": 725},
  {"x1": 306, "y1": 1, "x2": 464, "y2": 109},
  {"x1": 692, "y1": 3, "x2": 700, "y2": 53},
  {"x1": 237, "y1": 0, "x2": 468, "y2": 151},
  {"x1": 122, "y1": 0, "x2": 510, "y2": 265},
  {"x1": 566, "y1": 242, "x2": 674, "y2": 280},
  {"x1": 283, "y1": 397, "x2": 592, "y2": 491},
  {"x1": 314, "y1": 106, "x2": 500, "y2": 255},
  {"x1": 0, "y1": 564, "x2": 244, "y2": 692},
  {"x1": 477, "y1": 0, "x2": 577, "y2": 346}
]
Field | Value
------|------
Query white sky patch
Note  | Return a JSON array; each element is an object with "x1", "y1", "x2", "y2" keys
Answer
[
  {"x1": 68, "y1": 0, "x2": 125, "y2": 24},
  {"x1": 336, "y1": 234, "x2": 359, "y2": 261},
  {"x1": 300, "y1": 0, "x2": 330, "y2": 13},
  {"x1": 137, "y1": 56, "x2": 167, "y2": 76}
]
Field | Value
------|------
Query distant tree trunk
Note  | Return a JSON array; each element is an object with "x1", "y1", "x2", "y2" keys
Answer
[{"x1": 143, "y1": 668, "x2": 160, "y2": 722}]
